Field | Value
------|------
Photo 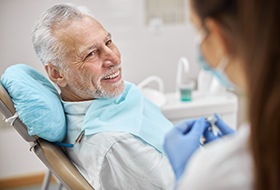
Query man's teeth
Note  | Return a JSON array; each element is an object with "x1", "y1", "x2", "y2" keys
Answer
[{"x1": 104, "y1": 70, "x2": 120, "y2": 79}]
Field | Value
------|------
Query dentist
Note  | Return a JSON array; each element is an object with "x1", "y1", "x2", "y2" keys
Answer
[{"x1": 164, "y1": 0, "x2": 280, "y2": 189}]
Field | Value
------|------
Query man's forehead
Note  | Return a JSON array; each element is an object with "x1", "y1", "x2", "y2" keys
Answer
[
  {"x1": 53, "y1": 15, "x2": 108, "y2": 46},
  {"x1": 54, "y1": 15, "x2": 101, "y2": 35}
]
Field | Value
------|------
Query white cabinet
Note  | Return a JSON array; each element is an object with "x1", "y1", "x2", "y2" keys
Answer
[{"x1": 161, "y1": 91, "x2": 238, "y2": 129}]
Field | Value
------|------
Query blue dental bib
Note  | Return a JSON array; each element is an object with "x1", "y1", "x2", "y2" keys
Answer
[{"x1": 83, "y1": 82, "x2": 173, "y2": 153}]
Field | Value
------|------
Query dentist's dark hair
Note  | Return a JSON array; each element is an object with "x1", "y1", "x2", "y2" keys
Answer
[{"x1": 191, "y1": 0, "x2": 280, "y2": 189}]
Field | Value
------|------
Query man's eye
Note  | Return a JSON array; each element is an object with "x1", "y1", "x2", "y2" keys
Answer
[
  {"x1": 85, "y1": 52, "x2": 94, "y2": 59},
  {"x1": 106, "y1": 39, "x2": 112, "y2": 46},
  {"x1": 84, "y1": 50, "x2": 97, "y2": 60}
]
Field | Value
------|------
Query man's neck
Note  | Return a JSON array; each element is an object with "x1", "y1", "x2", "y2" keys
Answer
[{"x1": 60, "y1": 87, "x2": 95, "y2": 102}]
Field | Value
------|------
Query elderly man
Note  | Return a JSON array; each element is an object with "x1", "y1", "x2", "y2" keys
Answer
[{"x1": 32, "y1": 3, "x2": 175, "y2": 190}]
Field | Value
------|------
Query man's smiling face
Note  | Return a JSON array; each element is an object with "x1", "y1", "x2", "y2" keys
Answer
[{"x1": 54, "y1": 15, "x2": 125, "y2": 101}]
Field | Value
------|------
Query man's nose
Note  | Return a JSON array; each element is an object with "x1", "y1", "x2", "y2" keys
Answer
[{"x1": 102, "y1": 47, "x2": 120, "y2": 67}]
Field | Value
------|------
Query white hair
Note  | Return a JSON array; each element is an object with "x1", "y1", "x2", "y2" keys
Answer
[{"x1": 31, "y1": 3, "x2": 92, "y2": 69}]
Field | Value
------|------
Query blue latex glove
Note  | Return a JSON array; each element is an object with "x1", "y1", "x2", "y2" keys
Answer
[
  {"x1": 164, "y1": 117, "x2": 209, "y2": 180},
  {"x1": 203, "y1": 113, "x2": 235, "y2": 144}
]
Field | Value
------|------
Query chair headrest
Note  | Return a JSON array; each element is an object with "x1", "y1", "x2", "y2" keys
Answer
[{"x1": 1, "y1": 64, "x2": 66, "y2": 142}]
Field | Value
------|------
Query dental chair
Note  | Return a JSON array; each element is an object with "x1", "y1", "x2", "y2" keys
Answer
[{"x1": 0, "y1": 81, "x2": 93, "y2": 189}]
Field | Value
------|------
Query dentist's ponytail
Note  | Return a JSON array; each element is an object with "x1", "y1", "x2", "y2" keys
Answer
[{"x1": 241, "y1": 1, "x2": 280, "y2": 190}]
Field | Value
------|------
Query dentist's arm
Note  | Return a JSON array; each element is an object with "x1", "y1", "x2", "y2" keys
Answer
[{"x1": 164, "y1": 118, "x2": 209, "y2": 180}]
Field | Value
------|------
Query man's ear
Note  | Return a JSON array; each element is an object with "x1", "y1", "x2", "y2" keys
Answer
[{"x1": 45, "y1": 63, "x2": 67, "y2": 87}]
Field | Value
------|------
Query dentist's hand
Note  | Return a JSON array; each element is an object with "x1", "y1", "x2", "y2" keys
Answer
[
  {"x1": 203, "y1": 113, "x2": 235, "y2": 144},
  {"x1": 164, "y1": 118, "x2": 209, "y2": 180}
]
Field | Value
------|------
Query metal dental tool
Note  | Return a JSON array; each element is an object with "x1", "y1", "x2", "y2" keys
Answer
[
  {"x1": 206, "y1": 115, "x2": 221, "y2": 137},
  {"x1": 200, "y1": 115, "x2": 221, "y2": 145}
]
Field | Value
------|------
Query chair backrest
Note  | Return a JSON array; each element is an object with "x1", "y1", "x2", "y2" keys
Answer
[{"x1": 0, "y1": 83, "x2": 94, "y2": 190}]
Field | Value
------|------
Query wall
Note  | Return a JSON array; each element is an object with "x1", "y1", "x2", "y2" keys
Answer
[
  {"x1": 0, "y1": 0, "x2": 199, "y2": 179},
  {"x1": 0, "y1": 0, "x2": 199, "y2": 92},
  {"x1": 0, "y1": 120, "x2": 48, "y2": 178}
]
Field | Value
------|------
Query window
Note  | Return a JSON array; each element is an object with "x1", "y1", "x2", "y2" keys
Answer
[{"x1": 145, "y1": 0, "x2": 187, "y2": 25}]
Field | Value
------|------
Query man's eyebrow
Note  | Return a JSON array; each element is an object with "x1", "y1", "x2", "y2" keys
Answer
[
  {"x1": 80, "y1": 44, "x2": 97, "y2": 57},
  {"x1": 79, "y1": 33, "x2": 112, "y2": 57},
  {"x1": 105, "y1": 33, "x2": 112, "y2": 41}
]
